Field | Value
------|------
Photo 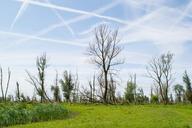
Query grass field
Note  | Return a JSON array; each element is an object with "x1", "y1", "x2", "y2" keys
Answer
[{"x1": 9, "y1": 104, "x2": 192, "y2": 128}]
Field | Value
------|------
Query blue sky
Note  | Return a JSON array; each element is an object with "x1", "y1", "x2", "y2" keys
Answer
[{"x1": 0, "y1": 0, "x2": 192, "y2": 97}]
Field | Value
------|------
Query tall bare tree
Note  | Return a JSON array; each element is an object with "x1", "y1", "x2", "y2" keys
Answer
[
  {"x1": 146, "y1": 52, "x2": 174, "y2": 104},
  {"x1": 26, "y1": 53, "x2": 51, "y2": 103},
  {"x1": 0, "y1": 67, "x2": 11, "y2": 102},
  {"x1": 87, "y1": 24, "x2": 123, "y2": 103}
]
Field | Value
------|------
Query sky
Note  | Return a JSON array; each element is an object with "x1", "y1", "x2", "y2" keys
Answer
[{"x1": 0, "y1": 0, "x2": 192, "y2": 97}]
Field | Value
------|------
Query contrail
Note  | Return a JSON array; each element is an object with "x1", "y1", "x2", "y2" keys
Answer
[
  {"x1": 10, "y1": 0, "x2": 30, "y2": 30},
  {"x1": 0, "y1": 30, "x2": 87, "y2": 47},
  {"x1": 41, "y1": 0, "x2": 121, "y2": 33},
  {"x1": 43, "y1": 0, "x2": 75, "y2": 36},
  {"x1": 15, "y1": 1, "x2": 170, "y2": 47},
  {"x1": 169, "y1": 1, "x2": 192, "y2": 31},
  {"x1": 15, "y1": 0, "x2": 126, "y2": 24},
  {"x1": 14, "y1": 0, "x2": 121, "y2": 45},
  {"x1": 79, "y1": 21, "x2": 111, "y2": 36}
]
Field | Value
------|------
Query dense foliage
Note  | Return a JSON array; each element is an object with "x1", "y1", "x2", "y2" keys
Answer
[{"x1": 0, "y1": 103, "x2": 69, "y2": 127}]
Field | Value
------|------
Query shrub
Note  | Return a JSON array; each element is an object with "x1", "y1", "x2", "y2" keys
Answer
[
  {"x1": 0, "y1": 103, "x2": 69, "y2": 127},
  {"x1": 151, "y1": 95, "x2": 159, "y2": 103},
  {"x1": 0, "y1": 106, "x2": 31, "y2": 127},
  {"x1": 32, "y1": 104, "x2": 69, "y2": 122}
]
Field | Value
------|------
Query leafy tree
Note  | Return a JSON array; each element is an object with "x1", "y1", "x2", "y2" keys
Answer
[
  {"x1": 60, "y1": 71, "x2": 74, "y2": 102},
  {"x1": 135, "y1": 88, "x2": 149, "y2": 104},
  {"x1": 51, "y1": 86, "x2": 61, "y2": 102},
  {"x1": 173, "y1": 84, "x2": 184, "y2": 102},
  {"x1": 51, "y1": 71, "x2": 61, "y2": 102},
  {"x1": 124, "y1": 81, "x2": 136, "y2": 103},
  {"x1": 26, "y1": 53, "x2": 51, "y2": 103},
  {"x1": 183, "y1": 71, "x2": 192, "y2": 103},
  {"x1": 151, "y1": 95, "x2": 159, "y2": 103}
]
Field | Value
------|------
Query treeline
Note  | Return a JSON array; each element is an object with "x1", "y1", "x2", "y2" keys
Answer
[{"x1": 0, "y1": 24, "x2": 192, "y2": 105}]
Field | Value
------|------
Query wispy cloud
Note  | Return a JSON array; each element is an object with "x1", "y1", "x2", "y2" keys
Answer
[
  {"x1": 15, "y1": 0, "x2": 126, "y2": 24},
  {"x1": 1, "y1": 0, "x2": 192, "y2": 95},
  {"x1": 78, "y1": 21, "x2": 111, "y2": 36},
  {"x1": 117, "y1": 1, "x2": 192, "y2": 55},
  {"x1": 43, "y1": 0, "x2": 75, "y2": 36},
  {"x1": 169, "y1": 1, "x2": 192, "y2": 31},
  {"x1": 0, "y1": 30, "x2": 87, "y2": 47},
  {"x1": 11, "y1": 0, "x2": 120, "y2": 47},
  {"x1": 10, "y1": 0, "x2": 31, "y2": 30}
]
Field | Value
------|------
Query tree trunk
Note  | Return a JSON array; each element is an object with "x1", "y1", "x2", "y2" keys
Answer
[{"x1": 103, "y1": 71, "x2": 108, "y2": 103}]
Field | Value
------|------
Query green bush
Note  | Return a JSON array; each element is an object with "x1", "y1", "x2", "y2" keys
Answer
[
  {"x1": 32, "y1": 104, "x2": 69, "y2": 122},
  {"x1": 0, "y1": 106, "x2": 31, "y2": 127},
  {"x1": 0, "y1": 103, "x2": 69, "y2": 127}
]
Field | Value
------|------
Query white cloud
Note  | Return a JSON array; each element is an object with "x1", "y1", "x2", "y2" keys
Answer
[{"x1": 119, "y1": 6, "x2": 192, "y2": 55}]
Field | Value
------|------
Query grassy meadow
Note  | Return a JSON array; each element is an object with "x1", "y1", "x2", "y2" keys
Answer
[{"x1": 8, "y1": 104, "x2": 192, "y2": 128}]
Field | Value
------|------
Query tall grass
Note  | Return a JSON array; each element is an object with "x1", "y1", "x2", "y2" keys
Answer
[
  {"x1": 0, "y1": 103, "x2": 69, "y2": 127},
  {"x1": 32, "y1": 104, "x2": 69, "y2": 122}
]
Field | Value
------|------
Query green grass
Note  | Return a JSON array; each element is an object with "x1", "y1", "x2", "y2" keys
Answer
[{"x1": 9, "y1": 104, "x2": 192, "y2": 128}]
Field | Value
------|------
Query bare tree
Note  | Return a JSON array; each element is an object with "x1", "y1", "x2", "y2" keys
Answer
[
  {"x1": 80, "y1": 74, "x2": 97, "y2": 103},
  {"x1": 15, "y1": 82, "x2": 21, "y2": 102},
  {"x1": 26, "y1": 53, "x2": 51, "y2": 103},
  {"x1": 108, "y1": 73, "x2": 117, "y2": 103},
  {"x1": 72, "y1": 72, "x2": 80, "y2": 103},
  {"x1": 89, "y1": 74, "x2": 96, "y2": 103},
  {"x1": 146, "y1": 52, "x2": 174, "y2": 104},
  {"x1": 0, "y1": 67, "x2": 11, "y2": 102},
  {"x1": 87, "y1": 24, "x2": 123, "y2": 103}
]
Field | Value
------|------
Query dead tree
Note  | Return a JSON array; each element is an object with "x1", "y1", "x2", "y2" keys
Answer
[
  {"x1": 79, "y1": 75, "x2": 96, "y2": 103},
  {"x1": 0, "y1": 67, "x2": 11, "y2": 102},
  {"x1": 15, "y1": 82, "x2": 21, "y2": 102},
  {"x1": 146, "y1": 52, "x2": 174, "y2": 104},
  {"x1": 108, "y1": 74, "x2": 117, "y2": 103},
  {"x1": 72, "y1": 72, "x2": 80, "y2": 103},
  {"x1": 88, "y1": 74, "x2": 96, "y2": 102},
  {"x1": 26, "y1": 53, "x2": 51, "y2": 103},
  {"x1": 87, "y1": 24, "x2": 123, "y2": 103}
]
